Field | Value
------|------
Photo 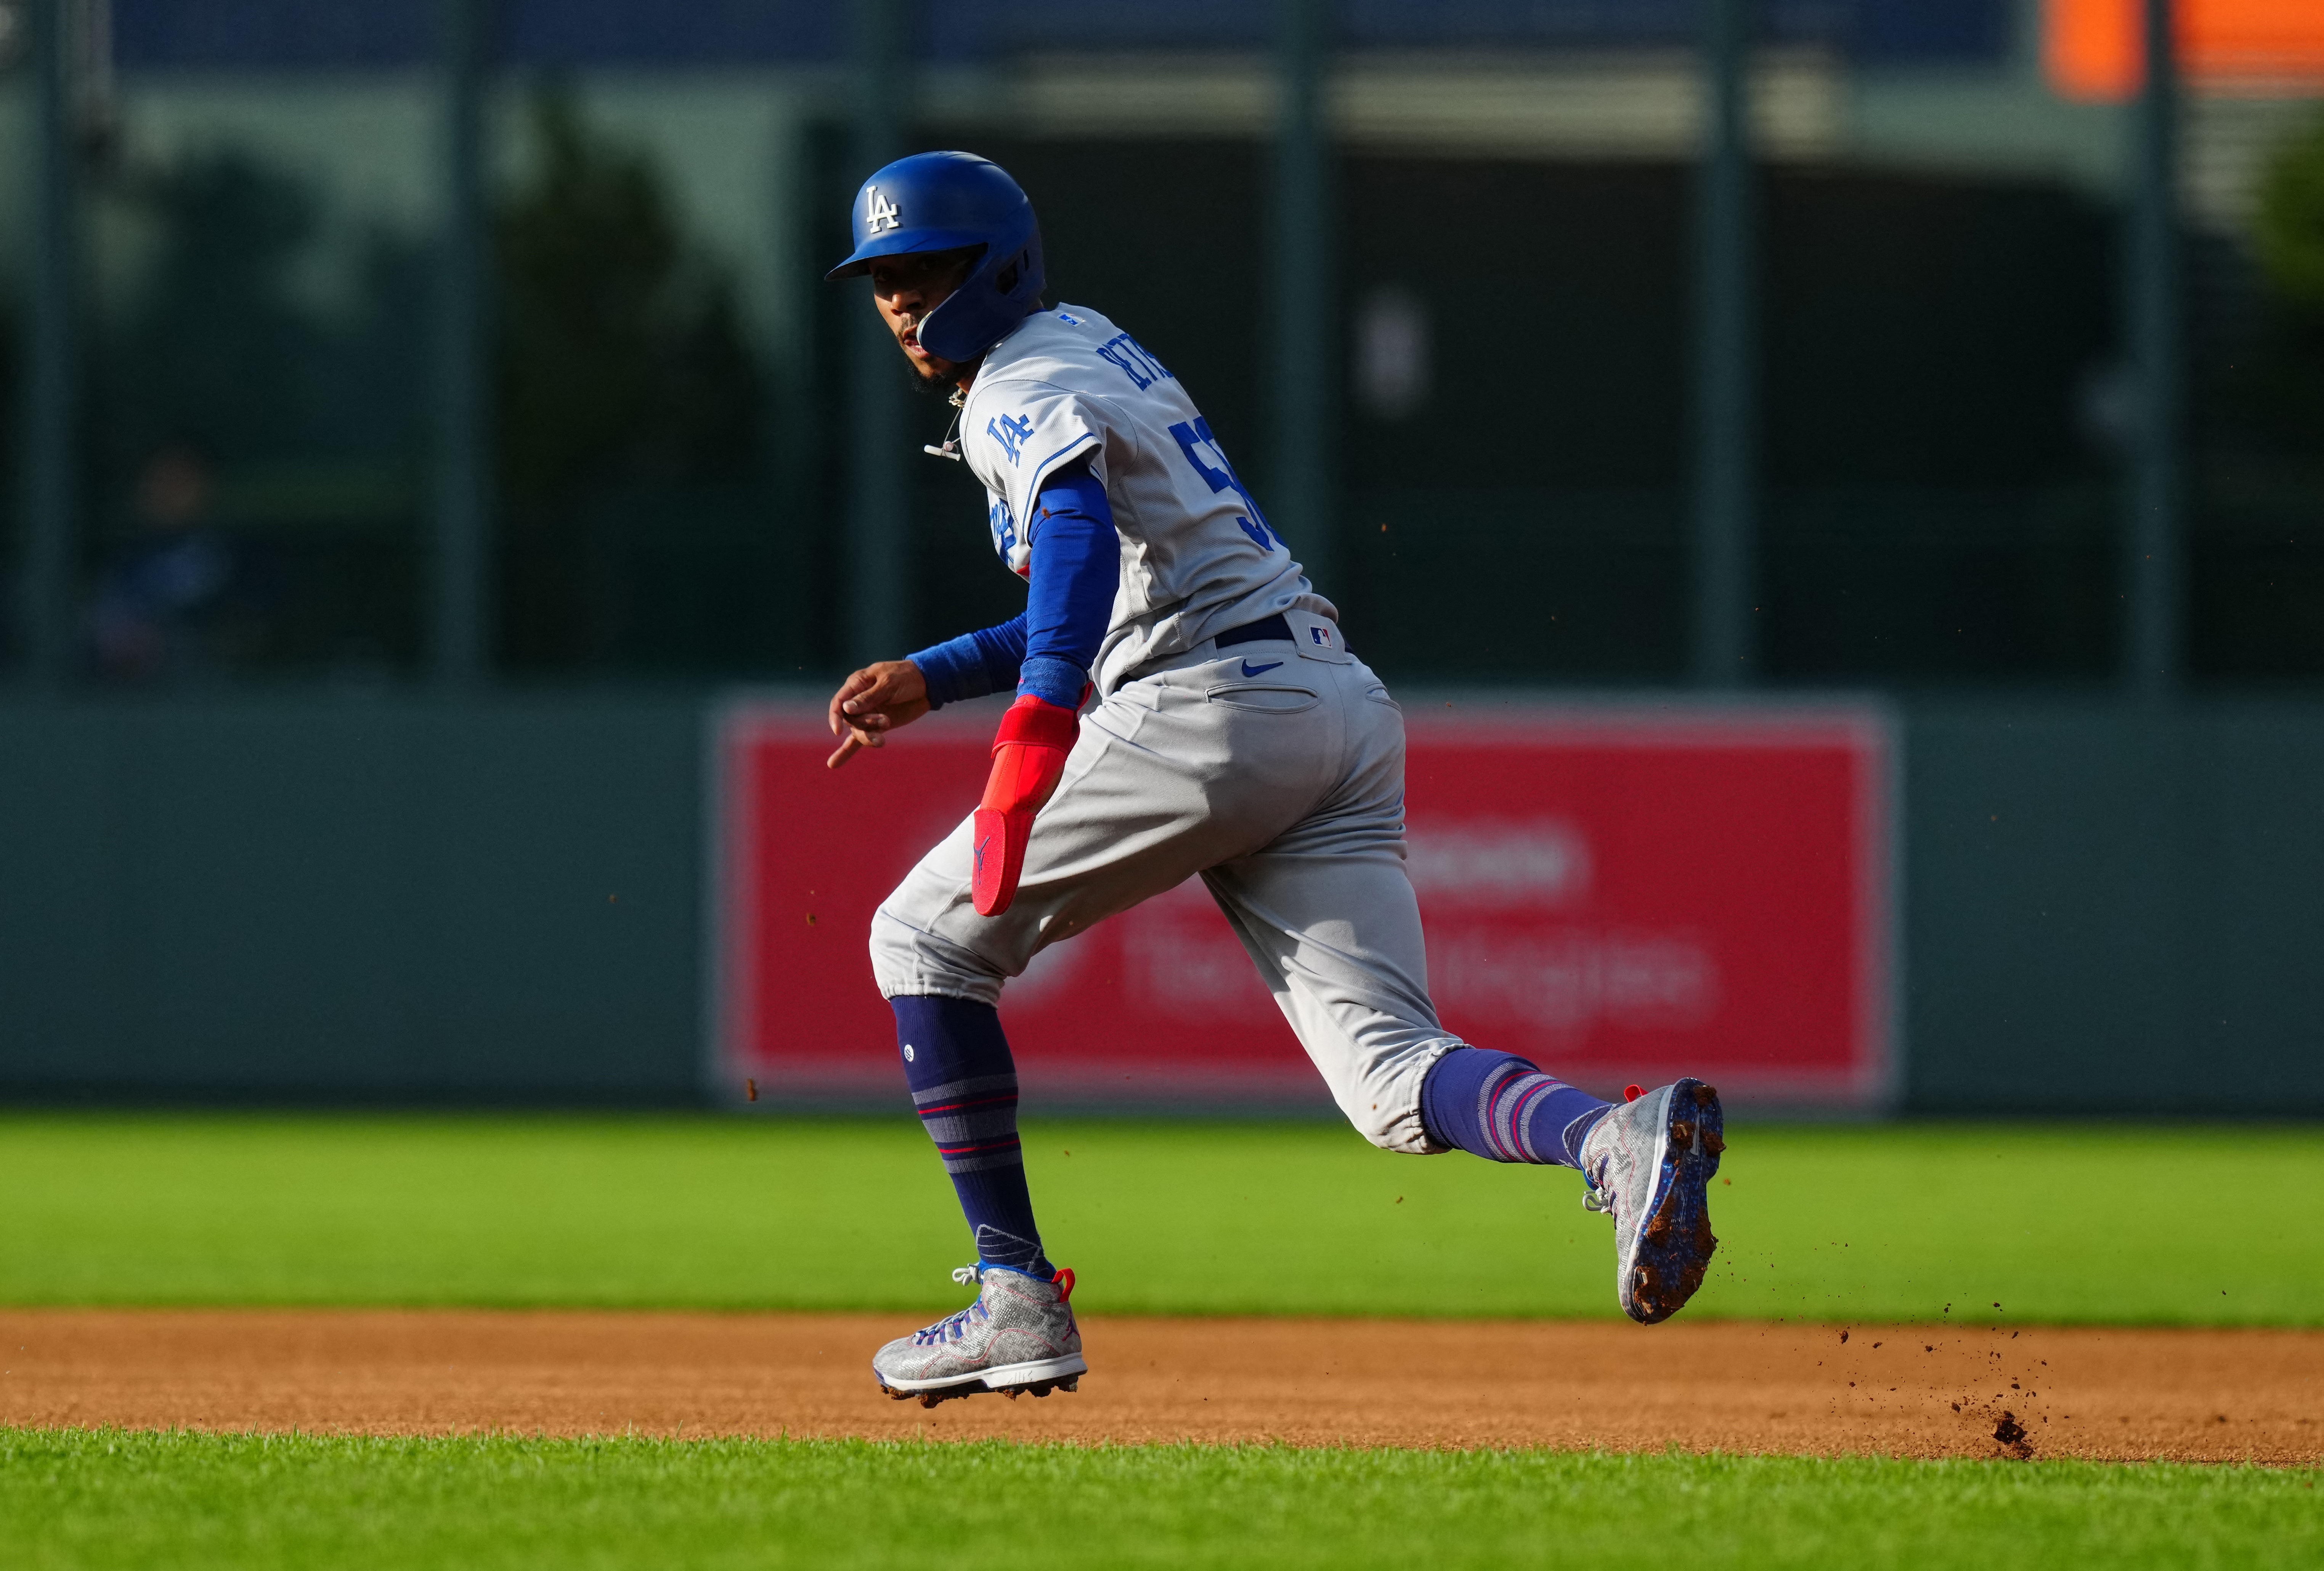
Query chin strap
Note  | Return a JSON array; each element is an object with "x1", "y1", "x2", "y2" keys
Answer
[{"x1": 971, "y1": 694, "x2": 1080, "y2": 916}]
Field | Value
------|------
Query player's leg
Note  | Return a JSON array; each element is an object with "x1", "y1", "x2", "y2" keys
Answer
[
  {"x1": 891, "y1": 995, "x2": 1050, "y2": 1278},
  {"x1": 1196, "y1": 797, "x2": 1615, "y2": 1168},
  {"x1": 867, "y1": 908, "x2": 1086, "y2": 1404},
  {"x1": 862, "y1": 671, "x2": 1342, "y2": 1399},
  {"x1": 1203, "y1": 657, "x2": 1723, "y2": 1324},
  {"x1": 870, "y1": 688, "x2": 1290, "y2": 1264},
  {"x1": 872, "y1": 674, "x2": 1341, "y2": 1200},
  {"x1": 1189, "y1": 657, "x2": 1612, "y2": 1162},
  {"x1": 862, "y1": 986, "x2": 1086, "y2": 1405}
]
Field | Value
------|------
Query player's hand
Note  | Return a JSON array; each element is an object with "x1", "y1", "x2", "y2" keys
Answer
[{"x1": 826, "y1": 660, "x2": 932, "y2": 769}]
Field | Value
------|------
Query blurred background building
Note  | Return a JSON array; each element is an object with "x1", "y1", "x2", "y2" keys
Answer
[{"x1": 2, "y1": 0, "x2": 2322, "y2": 1112}]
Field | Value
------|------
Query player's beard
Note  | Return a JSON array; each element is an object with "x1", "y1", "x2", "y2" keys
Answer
[
  {"x1": 905, "y1": 360, "x2": 961, "y2": 397},
  {"x1": 903, "y1": 343, "x2": 977, "y2": 397}
]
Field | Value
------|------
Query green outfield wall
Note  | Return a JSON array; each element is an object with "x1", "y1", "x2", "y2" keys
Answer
[
  {"x1": 0, "y1": 697, "x2": 702, "y2": 1105},
  {"x1": 1904, "y1": 700, "x2": 2324, "y2": 1114},
  {"x1": 0, "y1": 694, "x2": 2315, "y2": 1115}
]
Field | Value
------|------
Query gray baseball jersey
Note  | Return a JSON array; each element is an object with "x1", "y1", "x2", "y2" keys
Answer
[{"x1": 959, "y1": 304, "x2": 1342, "y2": 694}]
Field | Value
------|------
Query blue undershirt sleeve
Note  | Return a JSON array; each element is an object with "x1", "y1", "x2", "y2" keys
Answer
[
  {"x1": 902, "y1": 461, "x2": 1118, "y2": 712},
  {"x1": 906, "y1": 615, "x2": 1027, "y2": 710},
  {"x1": 1016, "y1": 463, "x2": 1120, "y2": 708}
]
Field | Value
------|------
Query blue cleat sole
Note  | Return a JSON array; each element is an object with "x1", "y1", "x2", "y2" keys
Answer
[{"x1": 1628, "y1": 1078, "x2": 1724, "y2": 1325}]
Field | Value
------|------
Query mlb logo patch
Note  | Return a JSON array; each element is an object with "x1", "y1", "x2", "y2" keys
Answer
[
  {"x1": 1309, "y1": 625, "x2": 1330, "y2": 646},
  {"x1": 1056, "y1": 311, "x2": 1083, "y2": 326}
]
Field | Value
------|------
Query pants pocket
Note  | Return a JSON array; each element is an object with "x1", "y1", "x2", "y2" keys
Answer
[{"x1": 1204, "y1": 682, "x2": 1322, "y2": 714}]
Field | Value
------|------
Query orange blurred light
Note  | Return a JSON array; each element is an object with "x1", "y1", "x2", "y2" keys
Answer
[{"x1": 2045, "y1": 0, "x2": 2324, "y2": 101}]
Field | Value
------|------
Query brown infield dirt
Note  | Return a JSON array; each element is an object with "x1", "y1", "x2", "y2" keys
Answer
[{"x1": 1, "y1": 1309, "x2": 2317, "y2": 1464}]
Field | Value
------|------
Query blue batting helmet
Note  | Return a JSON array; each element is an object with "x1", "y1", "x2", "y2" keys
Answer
[{"x1": 824, "y1": 151, "x2": 1044, "y2": 363}]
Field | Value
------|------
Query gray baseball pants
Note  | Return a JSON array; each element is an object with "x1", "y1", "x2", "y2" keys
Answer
[{"x1": 869, "y1": 621, "x2": 1460, "y2": 1154}]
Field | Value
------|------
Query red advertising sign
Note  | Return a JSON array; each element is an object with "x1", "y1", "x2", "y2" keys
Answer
[{"x1": 713, "y1": 699, "x2": 1894, "y2": 1110}]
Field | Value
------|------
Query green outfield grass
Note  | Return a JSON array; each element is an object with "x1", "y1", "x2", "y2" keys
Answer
[
  {"x1": 2, "y1": 1430, "x2": 2315, "y2": 1571},
  {"x1": 0, "y1": 1113, "x2": 2318, "y2": 1324}
]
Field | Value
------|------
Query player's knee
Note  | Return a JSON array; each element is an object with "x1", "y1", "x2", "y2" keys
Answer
[
  {"x1": 867, "y1": 899, "x2": 1005, "y2": 1006},
  {"x1": 1344, "y1": 1097, "x2": 1434, "y2": 1155},
  {"x1": 866, "y1": 901, "x2": 923, "y2": 996},
  {"x1": 1331, "y1": 1047, "x2": 1448, "y2": 1156}
]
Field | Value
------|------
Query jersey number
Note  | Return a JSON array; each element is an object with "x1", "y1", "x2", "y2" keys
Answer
[{"x1": 1167, "y1": 418, "x2": 1284, "y2": 553}]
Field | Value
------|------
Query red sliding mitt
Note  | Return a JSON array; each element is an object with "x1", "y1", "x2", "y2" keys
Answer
[{"x1": 972, "y1": 693, "x2": 1080, "y2": 916}]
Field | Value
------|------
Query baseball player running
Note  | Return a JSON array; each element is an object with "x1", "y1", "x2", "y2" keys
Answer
[{"x1": 823, "y1": 152, "x2": 1724, "y2": 1407}]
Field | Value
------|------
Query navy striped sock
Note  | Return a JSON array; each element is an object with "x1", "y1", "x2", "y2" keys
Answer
[
  {"x1": 1419, "y1": 1047, "x2": 1611, "y2": 1171},
  {"x1": 891, "y1": 995, "x2": 1052, "y2": 1278}
]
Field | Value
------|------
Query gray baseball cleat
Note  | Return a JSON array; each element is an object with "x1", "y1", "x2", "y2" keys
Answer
[
  {"x1": 1578, "y1": 1078, "x2": 1725, "y2": 1325},
  {"x1": 873, "y1": 1264, "x2": 1087, "y2": 1407}
]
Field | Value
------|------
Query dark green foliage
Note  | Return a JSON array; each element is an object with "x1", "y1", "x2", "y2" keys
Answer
[
  {"x1": 491, "y1": 90, "x2": 769, "y2": 671},
  {"x1": 2256, "y1": 106, "x2": 2324, "y2": 313},
  {"x1": 99, "y1": 149, "x2": 429, "y2": 481},
  {"x1": 2237, "y1": 106, "x2": 2324, "y2": 455},
  {"x1": 493, "y1": 91, "x2": 760, "y2": 510},
  {"x1": 2184, "y1": 106, "x2": 2324, "y2": 679},
  {"x1": 90, "y1": 151, "x2": 425, "y2": 671},
  {"x1": 83, "y1": 97, "x2": 773, "y2": 677},
  {"x1": 104, "y1": 150, "x2": 331, "y2": 472}
]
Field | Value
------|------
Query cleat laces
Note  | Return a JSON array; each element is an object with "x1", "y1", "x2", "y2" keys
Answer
[
  {"x1": 912, "y1": 1266, "x2": 990, "y2": 1346},
  {"x1": 1581, "y1": 1138, "x2": 1616, "y2": 1213}
]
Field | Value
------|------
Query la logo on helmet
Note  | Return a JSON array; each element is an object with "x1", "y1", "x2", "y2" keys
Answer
[{"x1": 866, "y1": 186, "x2": 900, "y2": 233}]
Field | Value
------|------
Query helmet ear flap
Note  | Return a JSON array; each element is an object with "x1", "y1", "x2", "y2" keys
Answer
[
  {"x1": 884, "y1": 172, "x2": 1043, "y2": 362},
  {"x1": 995, "y1": 243, "x2": 1041, "y2": 301}
]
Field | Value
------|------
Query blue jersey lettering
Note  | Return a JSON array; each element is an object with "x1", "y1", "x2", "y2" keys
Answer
[
  {"x1": 1095, "y1": 332, "x2": 1173, "y2": 390},
  {"x1": 1167, "y1": 416, "x2": 1283, "y2": 550},
  {"x1": 989, "y1": 497, "x2": 1020, "y2": 564},
  {"x1": 987, "y1": 412, "x2": 1034, "y2": 465}
]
